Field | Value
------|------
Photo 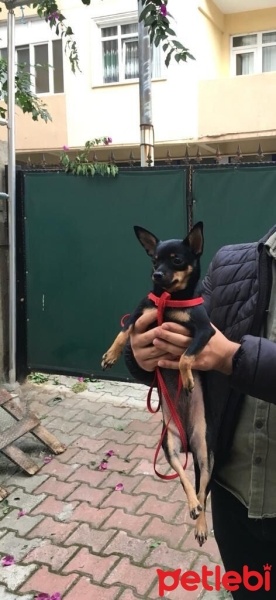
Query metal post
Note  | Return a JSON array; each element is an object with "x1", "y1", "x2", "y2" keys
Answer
[
  {"x1": 138, "y1": 0, "x2": 154, "y2": 166},
  {"x1": 7, "y1": 5, "x2": 16, "y2": 383}
]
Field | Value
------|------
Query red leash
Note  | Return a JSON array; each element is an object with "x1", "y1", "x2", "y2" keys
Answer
[{"x1": 146, "y1": 291, "x2": 203, "y2": 480}]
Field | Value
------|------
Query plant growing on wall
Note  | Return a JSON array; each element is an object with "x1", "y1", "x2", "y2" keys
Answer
[{"x1": 60, "y1": 137, "x2": 119, "y2": 177}]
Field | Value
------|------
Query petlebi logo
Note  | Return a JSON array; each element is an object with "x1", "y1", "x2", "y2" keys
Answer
[{"x1": 157, "y1": 564, "x2": 272, "y2": 595}]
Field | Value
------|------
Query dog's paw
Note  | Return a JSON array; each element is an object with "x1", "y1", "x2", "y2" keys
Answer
[
  {"x1": 101, "y1": 352, "x2": 117, "y2": 370},
  {"x1": 189, "y1": 503, "x2": 202, "y2": 520},
  {"x1": 180, "y1": 369, "x2": 195, "y2": 393},
  {"x1": 194, "y1": 526, "x2": 208, "y2": 547}
]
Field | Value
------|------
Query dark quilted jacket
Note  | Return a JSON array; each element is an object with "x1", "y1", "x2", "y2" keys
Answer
[{"x1": 125, "y1": 225, "x2": 276, "y2": 468}]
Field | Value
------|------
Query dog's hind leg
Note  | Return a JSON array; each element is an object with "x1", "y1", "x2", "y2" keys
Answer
[
  {"x1": 187, "y1": 376, "x2": 214, "y2": 545},
  {"x1": 162, "y1": 425, "x2": 202, "y2": 520},
  {"x1": 193, "y1": 453, "x2": 213, "y2": 546}
]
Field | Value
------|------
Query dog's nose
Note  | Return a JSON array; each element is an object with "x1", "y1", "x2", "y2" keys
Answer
[{"x1": 153, "y1": 271, "x2": 164, "y2": 281}]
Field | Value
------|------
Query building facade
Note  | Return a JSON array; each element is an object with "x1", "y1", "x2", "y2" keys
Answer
[{"x1": 0, "y1": 0, "x2": 276, "y2": 164}]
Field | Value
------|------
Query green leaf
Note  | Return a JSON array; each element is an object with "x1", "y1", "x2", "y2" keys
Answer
[
  {"x1": 165, "y1": 48, "x2": 174, "y2": 67},
  {"x1": 149, "y1": 540, "x2": 162, "y2": 548},
  {"x1": 167, "y1": 27, "x2": 176, "y2": 36}
]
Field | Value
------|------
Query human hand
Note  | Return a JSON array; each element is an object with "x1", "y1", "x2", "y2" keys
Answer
[
  {"x1": 130, "y1": 310, "x2": 192, "y2": 372},
  {"x1": 157, "y1": 325, "x2": 240, "y2": 375}
]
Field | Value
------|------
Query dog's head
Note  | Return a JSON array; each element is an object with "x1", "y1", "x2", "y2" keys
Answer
[{"x1": 134, "y1": 222, "x2": 204, "y2": 293}]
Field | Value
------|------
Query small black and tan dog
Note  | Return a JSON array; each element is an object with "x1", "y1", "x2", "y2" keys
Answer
[{"x1": 101, "y1": 222, "x2": 215, "y2": 545}]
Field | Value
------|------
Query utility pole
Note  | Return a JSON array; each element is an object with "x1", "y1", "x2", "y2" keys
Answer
[
  {"x1": 0, "y1": 0, "x2": 33, "y2": 383},
  {"x1": 138, "y1": 0, "x2": 154, "y2": 166}
]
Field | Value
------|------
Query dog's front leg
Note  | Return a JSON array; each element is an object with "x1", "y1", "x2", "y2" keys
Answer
[
  {"x1": 101, "y1": 325, "x2": 133, "y2": 370},
  {"x1": 179, "y1": 325, "x2": 215, "y2": 392}
]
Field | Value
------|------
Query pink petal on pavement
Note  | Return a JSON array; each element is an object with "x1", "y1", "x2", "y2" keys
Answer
[
  {"x1": 50, "y1": 594, "x2": 62, "y2": 600},
  {"x1": 115, "y1": 483, "x2": 124, "y2": 491},
  {"x1": 43, "y1": 455, "x2": 53, "y2": 464},
  {"x1": 1, "y1": 555, "x2": 15, "y2": 566},
  {"x1": 17, "y1": 509, "x2": 27, "y2": 519},
  {"x1": 99, "y1": 461, "x2": 108, "y2": 470},
  {"x1": 106, "y1": 450, "x2": 115, "y2": 457},
  {"x1": 35, "y1": 593, "x2": 51, "y2": 600}
]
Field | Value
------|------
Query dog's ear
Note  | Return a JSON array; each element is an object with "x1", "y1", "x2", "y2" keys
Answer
[
  {"x1": 134, "y1": 226, "x2": 159, "y2": 257},
  {"x1": 183, "y1": 222, "x2": 204, "y2": 256}
]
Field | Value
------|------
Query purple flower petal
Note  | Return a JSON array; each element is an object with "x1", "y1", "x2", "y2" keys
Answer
[
  {"x1": 43, "y1": 455, "x2": 53, "y2": 464},
  {"x1": 99, "y1": 461, "x2": 108, "y2": 470},
  {"x1": 35, "y1": 594, "x2": 50, "y2": 600},
  {"x1": 78, "y1": 376, "x2": 84, "y2": 382},
  {"x1": 62, "y1": 145, "x2": 69, "y2": 151},
  {"x1": 160, "y1": 3, "x2": 167, "y2": 16},
  {"x1": 51, "y1": 594, "x2": 62, "y2": 600},
  {"x1": 17, "y1": 509, "x2": 27, "y2": 519},
  {"x1": 1, "y1": 555, "x2": 15, "y2": 566},
  {"x1": 106, "y1": 450, "x2": 115, "y2": 457},
  {"x1": 115, "y1": 483, "x2": 124, "y2": 491}
]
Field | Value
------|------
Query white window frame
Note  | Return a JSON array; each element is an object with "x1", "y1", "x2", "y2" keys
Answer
[
  {"x1": 231, "y1": 30, "x2": 276, "y2": 76},
  {"x1": 20, "y1": 40, "x2": 63, "y2": 95},
  {"x1": 0, "y1": 19, "x2": 64, "y2": 96},
  {"x1": 92, "y1": 12, "x2": 163, "y2": 87}
]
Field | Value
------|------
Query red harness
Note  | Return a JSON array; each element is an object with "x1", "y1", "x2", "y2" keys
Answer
[{"x1": 146, "y1": 291, "x2": 204, "y2": 480}]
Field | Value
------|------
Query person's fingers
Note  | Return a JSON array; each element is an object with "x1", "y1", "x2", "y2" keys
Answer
[{"x1": 157, "y1": 358, "x2": 180, "y2": 369}]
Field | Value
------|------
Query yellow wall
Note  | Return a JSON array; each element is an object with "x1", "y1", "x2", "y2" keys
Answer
[
  {"x1": 197, "y1": 0, "x2": 225, "y2": 78},
  {"x1": 0, "y1": 95, "x2": 68, "y2": 152}
]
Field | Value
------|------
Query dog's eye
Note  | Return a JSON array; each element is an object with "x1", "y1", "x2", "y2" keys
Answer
[{"x1": 172, "y1": 257, "x2": 184, "y2": 266}]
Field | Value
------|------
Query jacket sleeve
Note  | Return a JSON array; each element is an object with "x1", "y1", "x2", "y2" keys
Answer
[
  {"x1": 230, "y1": 335, "x2": 276, "y2": 404},
  {"x1": 201, "y1": 260, "x2": 213, "y2": 316}
]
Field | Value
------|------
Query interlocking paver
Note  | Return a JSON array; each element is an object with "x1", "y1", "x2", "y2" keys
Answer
[
  {"x1": 103, "y1": 530, "x2": 151, "y2": 563},
  {"x1": 0, "y1": 563, "x2": 37, "y2": 591},
  {"x1": 67, "y1": 483, "x2": 109, "y2": 505},
  {"x1": 63, "y1": 578, "x2": 120, "y2": 600},
  {"x1": 63, "y1": 548, "x2": 119, "y2": 581},
  {"x1": 32, "y1": 476, "x2": 79, "y2": 499},
  {"x1": 22, "y1": 541, "x2": 78, "y2": 570},
  {"x1": 64, "y1": 523, "x2": 116, "y2": 552},
  {"x1": 0, "y1": 531, "x2": 40, "y2": 561},
  {"x1": 102, "y1": 508, "x2": 151, "y2": 536},
  {"x1": 104, "y1": 557, "x2": 157, "y2": 596},
  {"x1": 19, "y1": 565, "x2": 78, "y2": 595},
  {"x1": 0, "y1": 377, "x2": 223, "y2": 600},
  {"x1": 26, "y1": 515, "x2": 78, "y2": 543}
]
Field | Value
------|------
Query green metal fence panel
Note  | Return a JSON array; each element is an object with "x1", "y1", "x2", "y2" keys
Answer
[
  {"x1": 23, "y1": 168, "x2": 187, "y2": 380},
  {"x1": 192, "y1": 166, "x2": 276, "y2": 276}
]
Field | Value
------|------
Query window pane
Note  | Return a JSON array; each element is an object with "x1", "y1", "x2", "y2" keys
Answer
[
  {"x1": 263, "y1": 46, "x2": 276, "y2": 72},
  {"x1": 17, "y1": 46, "x2": 30, "y2": 72},
  {"x1": 17, "y1": 47, "x2": 30, "y2": 90},
  {"x1": 101, "y1": 26, "x2": 117, "y2": 38},
  {"x1": 262, "y1": 32, "x2": 276, "y2": 44},
  {"x1": 53, "y1": 39, "x2": 64, "y2": 92},
  {"x1": 233, "y1": 35, "x2": 257, "y2": 47},
  {"x1": 0, "y1": 48, "x2": 7, "y2": 60},
  {"x1": 121, "y1": 23, "x2": 138, "y2": 35},
  {"x1": 236, "y1": 52, "x2": 254, "y2": 75},
  {"x1": 152, "y1": 44, "x2": 161, "y2": 78},
  {"x1": 103, "y1": 40, "x2": 118, "y2": 83},
  {"x1": 35, "y1": 44, "x2": 49, "y2": 93},
  {"x1": 123, "y1": 39, "x2": 138, "y2": 79}
]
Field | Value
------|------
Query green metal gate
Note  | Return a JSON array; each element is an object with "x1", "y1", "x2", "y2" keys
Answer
[
  {"x1": 17, "y1": 168, "x2": 187, "y2": 380},
  {"x1": 191, "y1": 165, "x2": 276, "y2": 275}
]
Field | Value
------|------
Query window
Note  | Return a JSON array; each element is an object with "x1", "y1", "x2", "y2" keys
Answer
[
  {"x1": 232, "y1": 31, "x2": 276, "y2": 75},
  {"x1": 0, "y1": 39, "x2": 64, "y2": 94},
  {"x1": 101, "y1": 22, "x2": 161, "y2": 84}
]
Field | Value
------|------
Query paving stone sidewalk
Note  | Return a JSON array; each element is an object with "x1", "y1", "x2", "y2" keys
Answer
[{"x1": 0, "y1": 376, "x2": 227, "y2": 600}]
